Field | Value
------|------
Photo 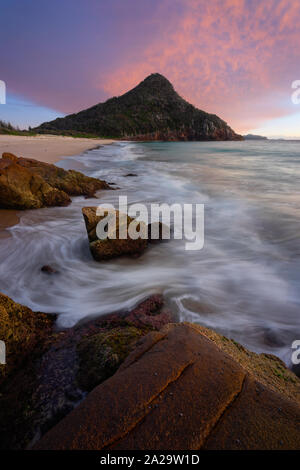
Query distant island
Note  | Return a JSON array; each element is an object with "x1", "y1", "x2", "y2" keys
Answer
[
  {"x1": 244, "y1": 134, "x2": 268, "y2": 140},
  {"x1": 35, "y1": 73, "x2": 243, "y2": 141}
]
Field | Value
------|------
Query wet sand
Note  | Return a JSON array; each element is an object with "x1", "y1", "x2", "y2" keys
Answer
[
  {"x1": 0, "y1": 134, "x2": 115, "y2": 235},
  {"x1": 0, "y1": 210, "x2": 19, "y2": 238}
]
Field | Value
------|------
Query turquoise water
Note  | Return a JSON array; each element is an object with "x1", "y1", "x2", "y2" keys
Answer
[{"x1": 0, "y1": 140, "x2": 299, "y2": 366}]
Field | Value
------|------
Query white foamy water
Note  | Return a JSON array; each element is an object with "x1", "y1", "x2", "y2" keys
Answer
[{"x1": 0, "y1": 141, "x2": 299, "y2": 366}]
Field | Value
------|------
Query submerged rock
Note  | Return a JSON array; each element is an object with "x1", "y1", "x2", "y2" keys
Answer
[
  {"x1": 125, "y1": 294, "x2": 172, "y2": 329},
  {"x1": 41, "y1": 265, "x2": 57, "y2": 274},
  {"x1": 0, "y1": 293, "x2": 170, "y2": 449},
  {"x1": 34, "y1": 323, "x2": 300, "y2": 451},
  {"x1": 0, "y1": 153, "x2": 111, "y2": 210}
]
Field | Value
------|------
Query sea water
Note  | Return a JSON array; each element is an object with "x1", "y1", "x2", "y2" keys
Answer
[{"x1": 0, "y1": 140, "x2": 299, "y2": 366}]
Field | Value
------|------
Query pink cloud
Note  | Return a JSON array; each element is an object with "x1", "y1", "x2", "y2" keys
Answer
[
  {"x1": 2, "y1": 0, "x2": 299, "y2": 132},
  {"x1": 96, "y1": 0, "x2": 300, "y2": 132}
]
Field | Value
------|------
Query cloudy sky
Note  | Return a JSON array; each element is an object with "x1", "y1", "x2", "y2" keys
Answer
[{"x1": 1, "y1": 0, "x2": 300, "y2": 137}]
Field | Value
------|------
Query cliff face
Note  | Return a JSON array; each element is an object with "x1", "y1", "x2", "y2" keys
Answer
[{"x1": 36, "y1": 74, "x2": 243, "y2": 141}]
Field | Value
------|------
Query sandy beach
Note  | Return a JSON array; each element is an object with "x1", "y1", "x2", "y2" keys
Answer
[
  {"x1": 0, "y1": 134, "x2": 115, "y2": 233},
  {"x1": 0, "y1": 134, "x2": 115, "y2": 164}
]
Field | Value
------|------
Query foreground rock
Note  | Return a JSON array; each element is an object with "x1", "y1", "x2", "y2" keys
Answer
[
  {"x1": 82, "y1": 207, "x2": 167, "y2": 261},
  {"x1": 0, "y1": 293, "x2": 171, "y2": 449},
  {"x1": 0, "y1": 152, "x2": 111, "y2": 210},
  {"x1": 35, "y1": 323, "x2": 300, "y2": 450},
  {"x1": 0, "y1": 293, "x2": 54, "y2": 386}
]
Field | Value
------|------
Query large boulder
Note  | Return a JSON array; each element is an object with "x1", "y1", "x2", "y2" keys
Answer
[
  {"x1": 3, "y1": 153, "x2": 110, "y2": 195},
  {"x1": 0, "y1": 293, "x2": 171, "y2": 449},
  {"x1": 0, "y1": 157, "x2": 71, "y2": 209},
  {"x1": 0, "y1": 153, "x2": 111, "y2": 210},
  {"x1": 82, "y1": 207, "x2": 148, "y2": 260},
  {"x1": 34, "y1": 323, "x2": 300, "y2": 450}
]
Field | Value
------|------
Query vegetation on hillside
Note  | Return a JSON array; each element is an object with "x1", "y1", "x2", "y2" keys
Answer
[
  {"x1": 0, "y1": 120, "x2": 102, "y2": 139},
  {"x1": 35, "y1": 74, "x2": 243, "y2": 141}
]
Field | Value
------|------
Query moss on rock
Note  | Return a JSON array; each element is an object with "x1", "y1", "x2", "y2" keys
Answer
[
  {"x1": 0, "y1": 293, "x2": 55, "y2": 385},
  {"x1": 77, "y1": 326, "x2": 145, "y2": 391},
  {"x1": 0, "y1": 293, "x2": 169, "y2": 449}
]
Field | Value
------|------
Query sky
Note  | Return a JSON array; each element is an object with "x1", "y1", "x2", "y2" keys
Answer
[{"x1": 0, "y1": 0, "x2": 300, "y2": 137}]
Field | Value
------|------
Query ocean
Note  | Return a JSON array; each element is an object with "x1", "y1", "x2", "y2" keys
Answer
[{"x1": 0, "y1": 140, "x2": 299, "y2": 366}]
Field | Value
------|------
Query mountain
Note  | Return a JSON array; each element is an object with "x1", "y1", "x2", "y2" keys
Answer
[
  {"x1": 35, "y1": 73, "x2": 243, "y2": 141},
  {"x1": 244, "y1": 134, "x2": 268, "y2": 140}
]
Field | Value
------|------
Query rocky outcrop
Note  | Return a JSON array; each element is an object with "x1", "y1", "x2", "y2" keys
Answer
[
  {"x1": 82, "y1": 207, "x2": 168, "y2": 261},
  {"x1": 0, "y1": 153, "x2": 111, "y2": 210},
  {"x1": 35, "y1": 73, "x2": 243, "y2": 141},
  {"x1": 2, "y1": 292, "x2": 299, "y2": 450},
  {"x1": 34, "y1": 323, "x2": 300, "y2": 451},
  {"x1": 0, "y1": 156, "x2": 70, "y2": 209},
  {"x1": 82, "y1": 207, "x2": 148, "y2": 261},
  {"x1": 0, "y1": 293, "x2": 55, "y2": 386},
  {"x1": 0, "y1": 293, "x2": 171, "y2": 449}
]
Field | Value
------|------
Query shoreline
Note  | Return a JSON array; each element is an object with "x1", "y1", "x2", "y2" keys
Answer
[
  {"x1": 0, "y1": 134, "x2": 115, "y2": 234},
  {"x1": 0, "y1": 134, "x2": 115, "y2": 164},
  {"x1": 0, "y1": 210, "x2": 20, "y2": 238}
]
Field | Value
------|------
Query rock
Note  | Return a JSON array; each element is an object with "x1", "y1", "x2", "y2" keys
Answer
[
  {"x1": 82, "y1": 208, "x2": 169, "y2": 261},
  {"x1": 76, "y1": 326, "x2": 144, "y2": 392},
  {"x1": 0, "y1": 293, "x2": 55, "y2": 386},
  {"x1": 76, "y1": 296, "x2": 172, "y2": 393},
  {"x1": 41, "y1": 265, "x2": 57, "y2": 274},
  {"x1": 34, "y1": 323, "x2": 300, "y2": 450},
  {"x1": 0, "y1": 153, "x2": 111, "y2": 210},
  {"x1": 147, "y1": 221, "x2": 169, "y2": 243},
  {"x1": 1, "y1": 152, "x2": 18, "y2": 162},
  {"x1": 0, "y1": 293, "x2": 170, "y2": 449},
  {"x1": 124, "y1": 173, "x2": 137, "y2": 177},
  {"x1": 82, "y1": 207, "x2": 148, "y2": 261},
  {"x1": 0, "y1": 157, "x2": 71, "y2": 209},
  {"x1": 292, "y1": 363, "x2": 300, "y2": 378},
  {"x1": 125, "y1": 294, "x2": 172, "y2": 329}
]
